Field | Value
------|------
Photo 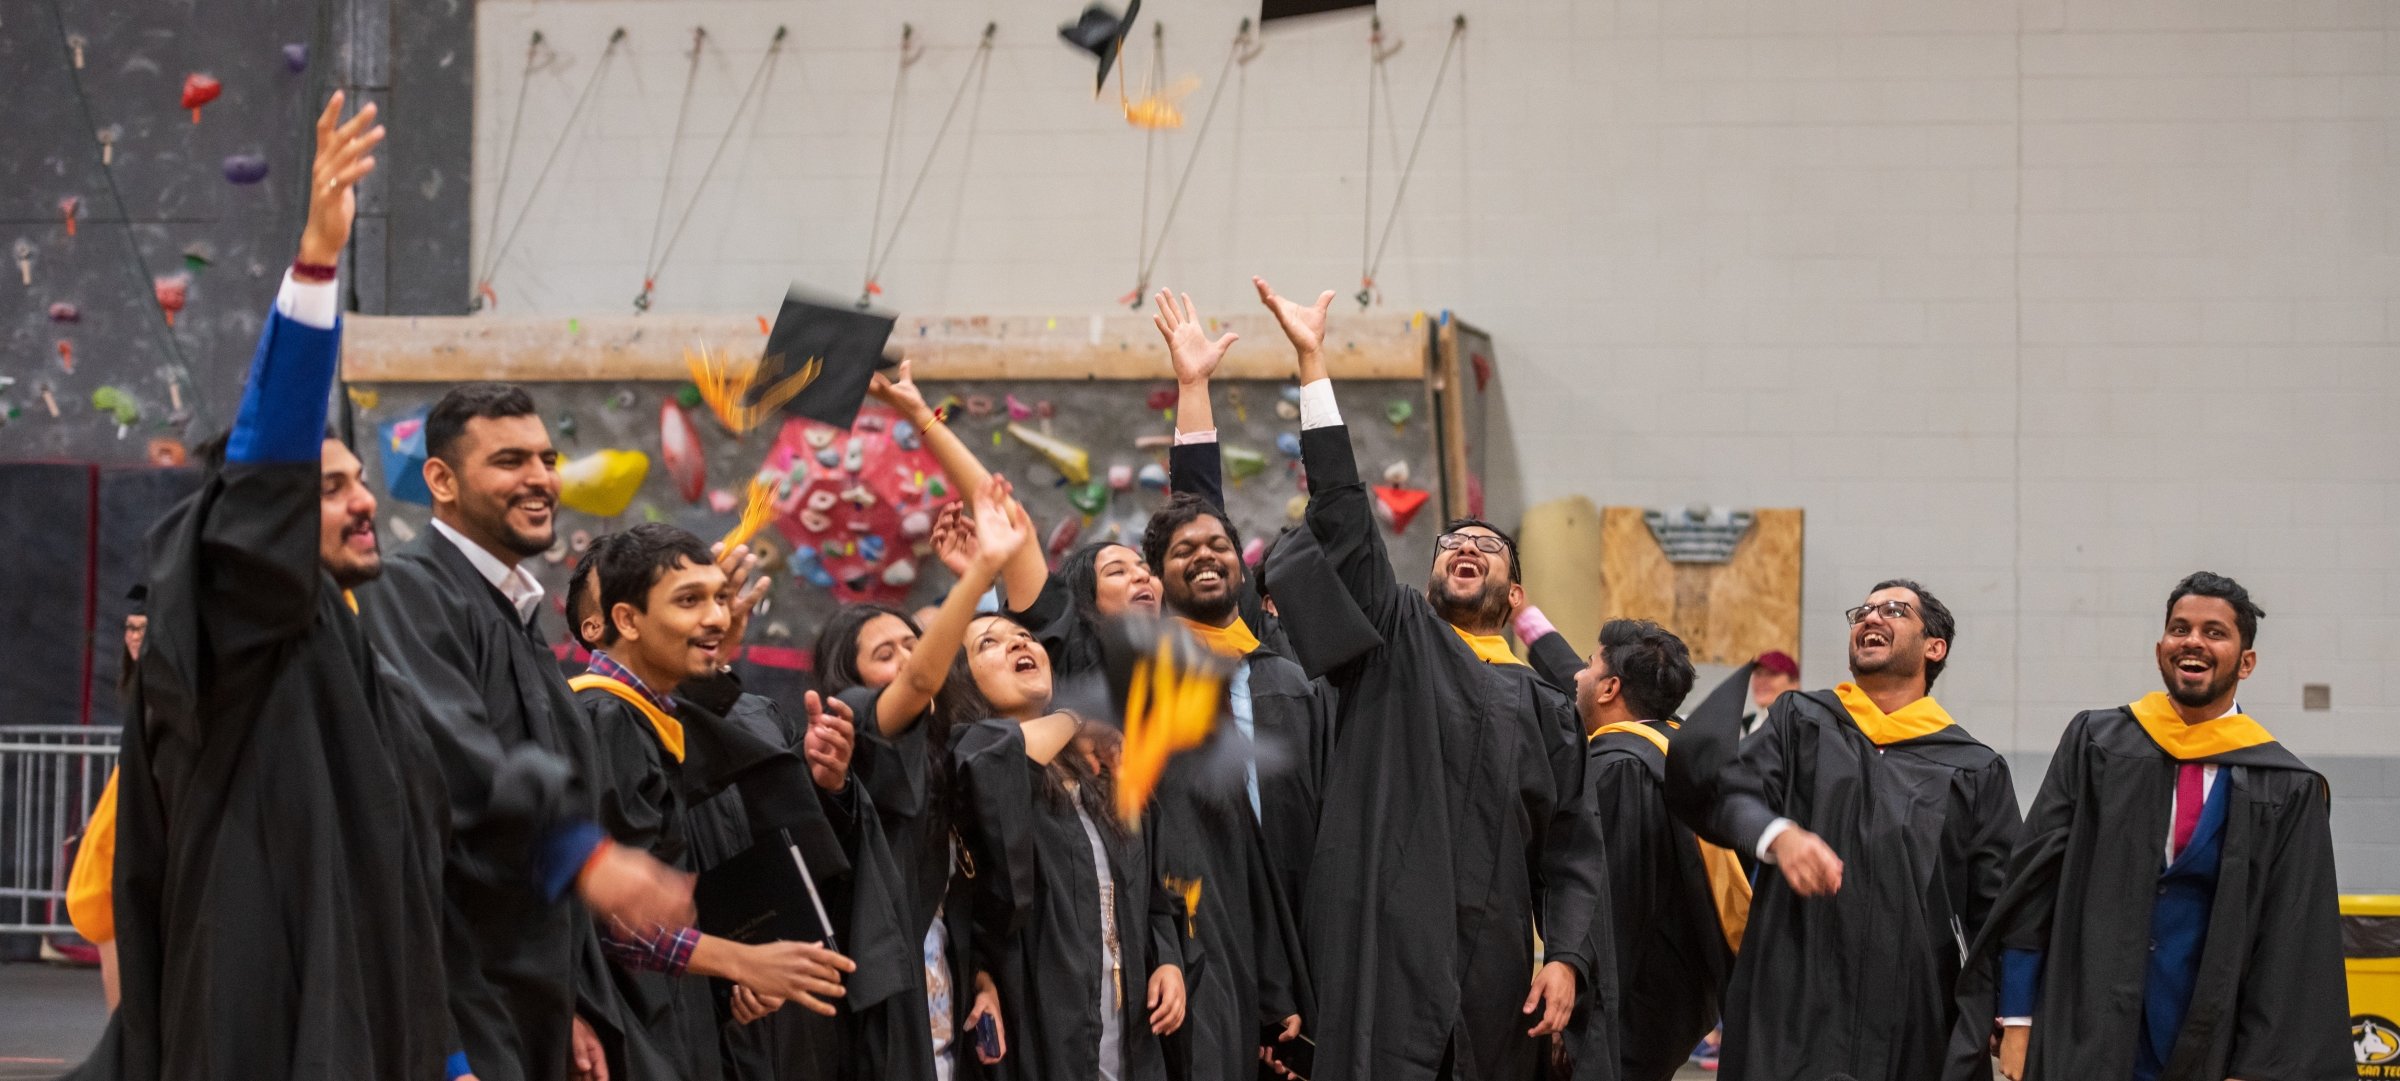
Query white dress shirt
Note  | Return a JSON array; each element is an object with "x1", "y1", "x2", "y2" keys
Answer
[{"x1": 430, "y1": 517, "x2": 546, "y2": 624}]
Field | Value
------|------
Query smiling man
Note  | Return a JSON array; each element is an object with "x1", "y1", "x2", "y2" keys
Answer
[
  {"x1": 1252, "y1": 278, "x2": 1608, "y2": 1081},
  {"x1": 1946, "y1": 572, "x2": 2347, "y2": 1081},
  {"x1": 64, "y1": 92, "x2": 460, "y2": 1081},
  {"x1": 1667, "y1": 579, "x2": 2020, "y2": 1081},
  {"x1": 365, "y1": 383, "x2": 696, "y2": 1081}
]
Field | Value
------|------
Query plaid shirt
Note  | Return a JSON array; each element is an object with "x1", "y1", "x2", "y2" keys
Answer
[
  {"x1": 582, "y1": 651, "x2": 700, "y2": 976},
  {"x1": 584, "y1": 650, "x2": 677, "y2": 713}
]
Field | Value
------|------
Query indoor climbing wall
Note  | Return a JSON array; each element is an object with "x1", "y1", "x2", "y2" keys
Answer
[
  {"x1": 1, "y1": 0, "x2": 338, "y2": 463},
  {"x1": 350, "y1": 374, "x2": 1446, "y2": 690}
]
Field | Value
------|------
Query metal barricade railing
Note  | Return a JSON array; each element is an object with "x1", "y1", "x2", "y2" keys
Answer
[{"x1": 0, "y1": 726, "x2": 119, "y2": 937}]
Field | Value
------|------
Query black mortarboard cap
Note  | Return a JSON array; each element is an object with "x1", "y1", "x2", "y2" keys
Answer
[
  {"x1": 126, "y1": 583, "x2": 148, "y2": 611},
  {"x1": 1261, "y1": 0, "x2": 1373, "y2": 24},
  {"x1": 1662, "y1": 662, "x2": 1757, "y2": 828},
  {"x1": 1059, "y1": 0, "x2": 1142, "y2": 94},
  {"x1": 761, "y1": 285, "x2": 898, "y2": 430}
]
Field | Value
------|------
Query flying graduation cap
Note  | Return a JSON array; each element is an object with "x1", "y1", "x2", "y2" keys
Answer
[
  {"x1": 759, "y1": 285, "x2": 899, "y2": 429},
  {"x1": 1059, "y1": 0, "x2": 1142, "y2": 94},
  {"x1": 1044, "y1": 612, "x2": 1234, "y2": 827}
]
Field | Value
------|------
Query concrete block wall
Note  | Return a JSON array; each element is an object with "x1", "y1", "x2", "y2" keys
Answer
[{"x1": 469, "y1": 0, "x2": 2400, "y2": 886}]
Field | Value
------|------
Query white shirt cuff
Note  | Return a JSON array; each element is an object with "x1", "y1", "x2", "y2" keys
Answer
[
  {"x1": 1173, "y1": 428, "x2": 1218, "y2": 446},
  {"x1": 275, "y1": 270, "x2": 340, "y2": 330},
  {"x1": 1755, "y1": 818, "x2": 1796, "y2": 862},
  {"x1": 1298, "y1": 379, "x2": 1342, "y2": 430},
  {"x1": 1999, "y1": 1018, "x2": 2032, "y2": 1028}
]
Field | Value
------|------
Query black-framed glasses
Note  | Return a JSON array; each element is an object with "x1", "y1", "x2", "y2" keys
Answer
[
  {"x1": 1437, "y1": 532, "x2": 1509, "y2": 555},
  {"x1": 1844, "y1": 599, "x2": 1917, "y2": 625}
]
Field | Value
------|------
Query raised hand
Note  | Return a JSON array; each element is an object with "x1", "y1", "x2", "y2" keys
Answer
[
  {"x1": 803, "y1": 691, "x2": 855, "y2": 793},
  {"x1": 301, "y1": 92, "x2": 384, "y2": 267},
  {"x1": 929, "y1": 502, "x2": 979, "y2": 579},
  {"x1": 1251, "y1": 276, "x2": 1335, "y2": 364},
  {"x1": 868, "y1": 359, "x2": 934, "y2": 425},
  {"x1": 1152, "y1": 289, "x2": 1239, "y2": 386},
  {"x1": 968, "y1": 475, "x2": 1030, "y2": 574},
  {"x1": 709, "y1": 541, "x2": 768, "y2": 663}
]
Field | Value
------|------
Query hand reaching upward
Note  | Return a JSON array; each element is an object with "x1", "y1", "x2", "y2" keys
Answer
[
  {"x1": 1252, "y1": 276, "x2": 1335, "y2": 383},
  {"x1": 1152, "y1": 289, "x2": 1238, "y2": 386},
  {"x1": 868, "y1": 359, "x2": 935, "y2": 427},
  {"x1": 300, "y1": 92, "x2": 384, "y2": 267}
]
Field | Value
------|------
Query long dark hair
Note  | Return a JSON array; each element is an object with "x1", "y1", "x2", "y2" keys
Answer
[
  {"x1": 811, "y1": 603, "x2": 921, "y2": 699},
  {"x1": 1047, "y1": 541, "x2": 1138, "y2": 677},
  {"x1": 935, "y1": 613, "x2": 1124, "y2": 836}
]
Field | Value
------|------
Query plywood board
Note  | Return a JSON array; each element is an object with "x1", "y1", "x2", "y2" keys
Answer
[
  {"x1": 340, "y1": 311, "x2": 1432, "y2": 383},
  {"x1": 1519, "y1": 495, "x2": 1607, "y2": 655},
  {"x1": 1597, "y1": 506, "x2": 1803, "y2": 667}
]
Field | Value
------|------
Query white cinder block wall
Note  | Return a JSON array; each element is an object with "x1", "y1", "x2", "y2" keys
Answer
[{"x1": 471, "y1": 0, "x2": 2400, "y2": 885}]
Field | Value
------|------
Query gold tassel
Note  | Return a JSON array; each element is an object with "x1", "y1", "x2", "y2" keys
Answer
[
  {"x1": 688, "y1": 343, "x2": 821, "y2": 434},
  {"x1": 717, "y1": 476, "x2": 780, "y2": 556}
]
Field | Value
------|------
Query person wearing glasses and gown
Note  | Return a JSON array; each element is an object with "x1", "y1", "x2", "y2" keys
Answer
[{"x1": 1663, "y1": 580, "x2": 2021, "y2": 1081}]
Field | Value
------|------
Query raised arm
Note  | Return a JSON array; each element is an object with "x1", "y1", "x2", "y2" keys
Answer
[
  {"x1": 877, "y1": 477, "x2": 1032, "y2": 736},
  {"x1": 869, "y1": 362, "x2": 1050, "y2": 610},
  {"x1": 1153, "y1": 288, "x2": 1236, "y2": 511},
  {"x1": 199, "y1": 93, "x2": 383, "y2": 652},
  {"x1": 1254, "y1": 276, "x2": 1399, "y2": 626}
]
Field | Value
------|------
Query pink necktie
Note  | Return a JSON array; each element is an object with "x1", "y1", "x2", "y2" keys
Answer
[{"x1": 2169, "y1": 763, "x2": 2203, "y2": 861}]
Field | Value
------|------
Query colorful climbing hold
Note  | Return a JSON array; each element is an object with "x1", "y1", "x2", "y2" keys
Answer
[
  {"x1": 222, "y1": 154, "x2": 270, "y2": 185},
  {"x1": 154, "y1": 275, "x2": 189, "y2": 326},
  {"x1": 1385, "y1": 399, "x2": 1414, "y2": 427},
  {"x1": 1107, "y1": 463, "x2": 1134, "y2": 490},
  {"x1": 1275, "y1": 432, "x2": 1302, "y2": 459},
  {"x1": 1008, "y1": 423, "x2": 1092, "y2": 485},
  {"x1": 91, "y1": 385, "x2": 140, "y2": 426},
  {"x1": 556, "y1": 449, "x2": 651, "y2": 517},
  {"x1": 181, "y1": 73, "x2": 222, "y2": 123},
  {"x1": 282, "y1": 43, "x2": 309, "y2": 73},
  {"x1": 1067, "y1": 479, "x2": 1110, "y2": 517},
  {"x1": 1223, "y1": 445, "x2": 1267, "y2": 481},
  {"x1": 1137, "y1": 462, "x2": 1169, "y2": 490},
  {"x1": 47, "y1": 302, "x2": 78, "y2": 324}
]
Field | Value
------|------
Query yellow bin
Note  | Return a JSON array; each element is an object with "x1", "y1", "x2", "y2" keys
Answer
[{"x1": 2349, "y1": 895, "x2": 2400, "y2": 1078}]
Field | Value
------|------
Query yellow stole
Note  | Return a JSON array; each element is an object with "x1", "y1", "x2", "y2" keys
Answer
[
  {"x1": 569, "y1": 674, "x2": 687, "y2": 762},
  {"x1": 2127, "y1": 691, "x2": 2275, "y2": 760},
  {"x1": 1452, "y1": 625, "x2": 1527, "y2": 667},
  {"x1": 1178, "y1": 616, "x2": 1261, "y2": 659},
  {"x1": 1586, "y1": 719, "x2": 1751, "y2": 954},
  {"x1": 343, "y1": 590, "x2": 358, "y2": 613},
  {"x1": 1833, "y1": 682, "x2": 1955, "y2": 746}
]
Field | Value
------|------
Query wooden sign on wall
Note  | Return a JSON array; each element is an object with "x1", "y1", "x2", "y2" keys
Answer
[{"x1": 1596, "y1": 506, "x2": 1803, "y2": 667}]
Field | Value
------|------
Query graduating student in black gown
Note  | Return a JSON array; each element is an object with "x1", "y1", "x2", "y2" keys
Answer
[
  {"x1": 361, "y1": 381, "x2": 694, "y2": 1081},
  {"x1": 1949, "y1": 573, "x2": 2348, "y2": 1081},
  {"x1": 565, "y1": 527, "x2": 858, "y2": 1079},
  {"x1": 1249, "y1": 278, "x2": 1611, "y2": 1081},
  {"x1": 944, "y1": 612, "x2": 1190, "y2": 1081},
  {"x1": 1666, "y1": 579, "x2": 2020, "y2": 1081},
  {"x1": 1147, "y1": 287, "x2": 1336, "y2": 1080},
  {"x1": 1560, "y1": 620, "x2": 1746, "y2": 1081},
  {"x1": 820, "y1": 480, "x2": 1029, "y2": 1081},
  {"x1": 70, "y1": 95, "x2": 456, "y2": 1081}
]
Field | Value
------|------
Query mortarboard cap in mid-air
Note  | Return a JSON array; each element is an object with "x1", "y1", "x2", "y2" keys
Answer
[
  {"x1": 760, "y1": 285, "x2": 899, "y2": 430},
  {"x1": 1261, "y1": 0, "x2": 1374, "y2": 24},
  {"x1": 1059, "y1": 0, "x2": 1142, "y2": 94}
]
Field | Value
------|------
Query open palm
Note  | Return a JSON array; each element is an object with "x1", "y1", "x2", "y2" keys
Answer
[
  {"x1": 1252, "y1": 276, "x2": 1333, "y2": 357},
  {"x1": 1152, "y1": 289, "x2": 1238, "y2": 383}
]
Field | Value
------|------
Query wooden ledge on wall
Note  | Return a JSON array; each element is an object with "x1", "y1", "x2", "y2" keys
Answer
[{"x1": 340, "y1": 311, "x2": 1436, "y2": 384}]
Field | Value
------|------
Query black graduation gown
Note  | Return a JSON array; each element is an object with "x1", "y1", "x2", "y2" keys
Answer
[
  {"x1": 681, "y1": 681, "x2": 908, "y2": 1081},
  {"x1": 71, "y1": 460, "x2": 453, "y2": 1081},
  {"x1": 1008, "y1": 578, "x2": 1332, "y2": 1081},
  {"x1": 1942, "y1": 708, "x2": 2349, "y2": 1081},
  {"x1": 953, "y1": 720, "x2": 1186, "y2": 1081},
  {"x1": 1281, "y1": 422, "x2": 1611, "y2": 1081},
  {"x1": 577, "y1": 685, "x2": 733, "y2": 1079},
  {"x1": 1670, "y1": 688, "x2": 2020, "y2": 1081},
  {"x1": 841, "y1": 685, "x2": 986, "y2": 1081},
  {"x1": 1585, "y1": 724, "x2": 1730, "y2": 1081},
  {"x1": 361, "y1": 532, "x2": 666, "y2": 1081}
]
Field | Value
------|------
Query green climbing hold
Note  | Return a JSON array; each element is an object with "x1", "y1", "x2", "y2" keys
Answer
[
  {"x1": 677, "y1": 384, "x2": 704, "y2": 410},
  {"x1": 91, "y1": 386, "x2": 140, "y2": 425},
  {"x1": 641, "y1": 504, "x2": 666, "y2": 524},
  {"x1": 1067, "y1": 479, "x2": 1110, "y2": 517},
  {"x1": 1385, "y1": 399, "x2": 1415, "y2": 426},
  {"x1": 1223, "y1": 444, "x2": 1268, "y2": 481},
  {"x1": 928, "y1": 477, "x2": 948, "y2": 499}
]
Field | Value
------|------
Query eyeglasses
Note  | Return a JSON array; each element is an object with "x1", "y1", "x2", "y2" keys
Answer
[
  {"x1": 1844, "y1": 599, "x2": 1917, "y2": 625},
  {"x1": 1437, "y1": 532, "x2": 1510, "y2": 555}
]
